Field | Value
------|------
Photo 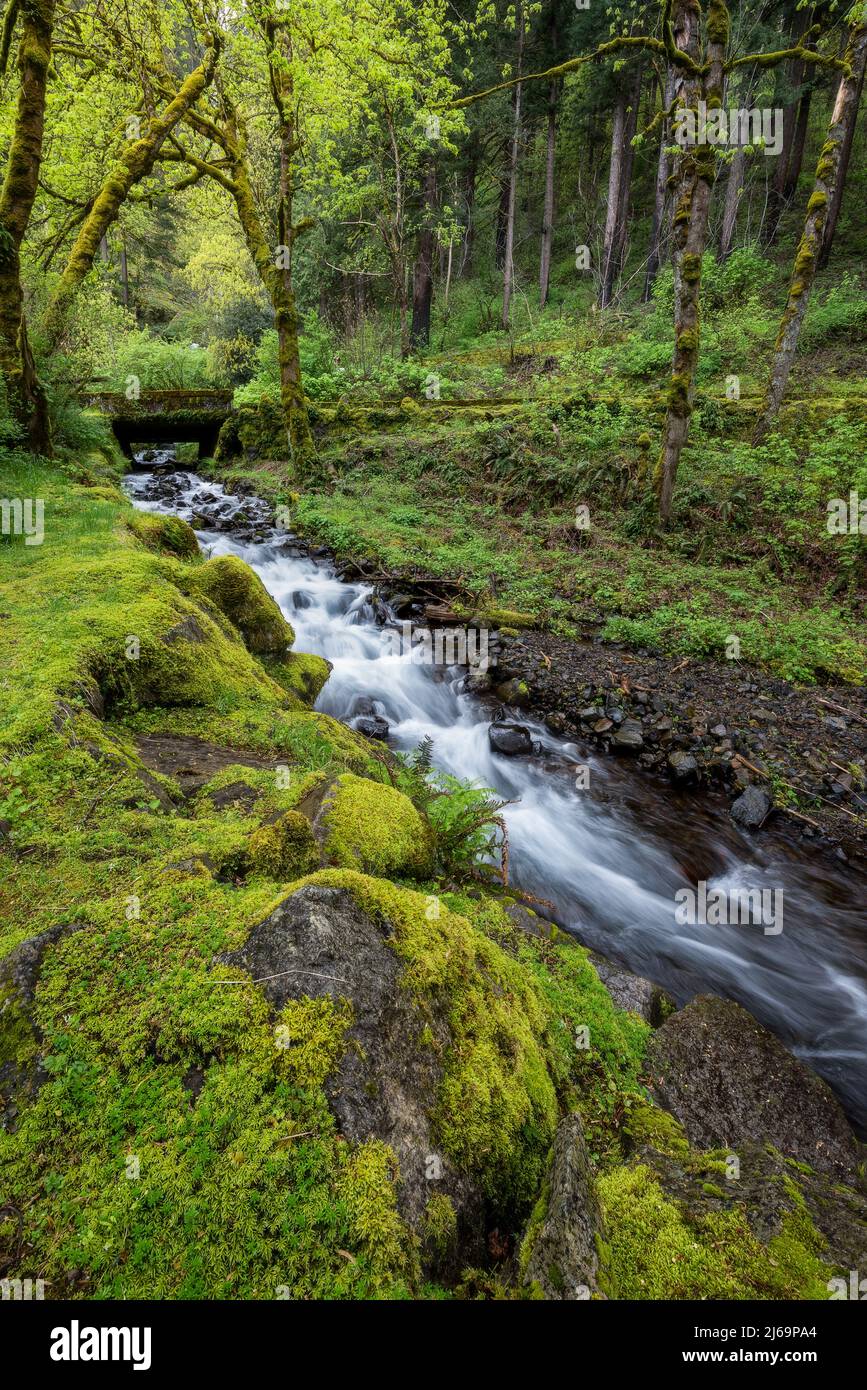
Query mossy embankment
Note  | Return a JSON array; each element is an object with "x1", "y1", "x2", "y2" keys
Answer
[
  {"x1": 210, "y1": 394, "x2": 866, "y2": 686},
  {"x1": 1, "y1": 451, "x2": 862, "y2": 1300}
]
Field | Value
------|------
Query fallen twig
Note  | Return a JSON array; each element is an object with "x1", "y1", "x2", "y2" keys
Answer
[
  {"x1": 206, "y1": 969, "x2": 351, "y2": 986},
  {"x1": 814, "y1": 696, "x2": 867, "y2": 728}
]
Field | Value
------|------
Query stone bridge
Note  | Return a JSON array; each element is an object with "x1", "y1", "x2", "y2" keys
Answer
[{"x1": 82, "y1": 389, "x2": 234, "y2": 459}]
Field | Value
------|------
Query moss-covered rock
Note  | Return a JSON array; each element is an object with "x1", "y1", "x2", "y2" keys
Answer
[
  {"x1": 1, "y1": 923, "x2": 88, "y2": 1129},
  {"x1": 316, "y1": 773, "x2": 435, "y2": 879},
  {"x1": 247, "y1": 810, "x2": 321, "y2": 879},
  {"x1": 92, "y1": 584, "x2": 283, "y2": 714},
  {"x1": 217, "y1": 873, "x2": 563, "y2": 1269},
  {"x1": 265, "y1": 651, "x2": 332, "y2": 706},
  {"x1": 596, "y1": 1159, "x2": 835, "y2": 1300},
  {"x1": 127, "y1": 511, "x2": 200, "y2": 560},
  {"x1": 519, "y1": 1113, "x2": 602, "y2": 1300},
  {"x1": 191, "y1": 555, "x2": 295, "y2": 654},
  {"x1": 645, "y1": 995, "x2": 863, "y2": 1185}
]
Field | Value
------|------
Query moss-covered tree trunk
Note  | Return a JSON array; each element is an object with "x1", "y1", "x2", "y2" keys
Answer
[
  {"x1": 266, "y1": 25, "x2": 316, "y2": 473},
  {"x1": 501, "y1": 3, "x2": 524, "y2": 330},
  {"x1": 755, "y1": 21, "x2": 867, "y2": 441},
  {"x1": 0, "y1": 0, "x2": 54, "y2": 454},
  {"x1": 655, "y1": 0, "x2": 725, "y2": 525},
  {"x1": 42, "y1": 34, "x2": 220, "y2": 350},
  {"x1": 228, "y1": 120, "x2": 314, "y2": 470}
]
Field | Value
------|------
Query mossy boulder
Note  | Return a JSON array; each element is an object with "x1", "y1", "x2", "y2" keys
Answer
[
  {"x1": 91, "y1": 583, "x2": 283, "y2": 713},
  {"x1": 645, "y1": 996, "x2": 864, "y2": 1185},
  {"x1": 596, "y1": 1107, "x2": 867, "y2": 1299},
  {"x1": 192, "y1": 555, "x2": 295, "y2": 654},
  {"x1": 217, "y1": 874, "x2": 563, "y2": 1273},
  {"x1": 493, "y1": 677, "x2": 531, "y2": 708},
  {"x1": 127, "y1": 511, "x2": 199, "y2": 560},
  {"x1": 247, "y1": 811, "x2": 321, "y2": 879},
  {"x1": 314, "y1": 773, "x2": 435, "y2": 879},
  {"x1": 265, "y1": 651, "x2": 332, "y2": 706}
]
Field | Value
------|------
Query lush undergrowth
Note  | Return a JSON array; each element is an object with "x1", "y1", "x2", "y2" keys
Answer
[{"x1": 216, "y1": 393, "x2": 866, "y2": 685}]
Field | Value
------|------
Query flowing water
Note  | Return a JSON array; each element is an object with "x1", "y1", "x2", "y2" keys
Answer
[{"x1": 125, "y1": 462, "x2": 867, "y2": 1132}]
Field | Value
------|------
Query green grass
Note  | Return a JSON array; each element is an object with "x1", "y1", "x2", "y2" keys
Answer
[{"x1": 217, "y1": 395, "x2": 866, "y2": 684}]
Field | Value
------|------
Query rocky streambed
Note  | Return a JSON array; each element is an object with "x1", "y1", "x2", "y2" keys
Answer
[{"x1": 127, "y1": 460, "x2": 867, "y2": 1144}]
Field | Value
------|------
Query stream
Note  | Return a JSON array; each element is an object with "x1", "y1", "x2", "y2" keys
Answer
[{"x1": 124, "y1": 461, "x2": 867, "y2": 1134}]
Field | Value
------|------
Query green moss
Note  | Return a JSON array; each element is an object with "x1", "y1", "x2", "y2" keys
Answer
[
  {"x1": 321, "y1": 774, "x2": 435, "y2": 879},
  {"x1": 285, "y1": 869, "x2": 559, "y2": 1205},
  {"x1": 706, "y1": 1, "x2": 731, "y2": 47},
  {"x1": 127, "y1": 511, "x2": 199, "y2": 560},
  {"x1": 622, "y1": 1100, "x2": 690, "y2": 1158},
  {"x1": 273, "y1": 995, "x2": 352, "y2": 1089},
  {"x1": 335, "y1": 1140, "x2": 417, "y2": 1278},
  {"x1": 247, "y1": 810, "x2": 321, "y2": 879},
  {"x1": 0, "y1": 986, "x2": 39, "y2": 1071},
  {"x1": 672, "y1": 195, "x2": 692, "y2": 227},
  {"x1": 668, "y1": 372, "x2": 693, "y2": 417},
  {"x1": 477, "y1": 607, "x2": 536, "y2": 629},
  {"x1": 264, "y1": 650, "x2": 332, "y2": 706},
  {"x1": 597, "y1": 1164, "x2": 834, "y2": 1300},
  {"x1": 518, "y1": 1171, "x2": 551, "y2": 1277},
  {"x1": 191, "y1": 554, "x2": 295, "y2": 654},
  {"x1": 681, "y1": 253, "x2": 702, "y2": 284},
  {"x1": 676, "y1": 328, "x2": 699, "y2": 354},
  {"x1": 214, "y1": 400, "x2": 289, "y2": 464},
  {"x1": 421, "y1": 1193, "x2": 458, "y2": 1252}
]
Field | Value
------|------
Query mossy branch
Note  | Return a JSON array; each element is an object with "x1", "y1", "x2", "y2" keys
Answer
[
  {"x1": 0, "y1": 0, "x2": 19, "y2": 78},
  {"x1": 727, "y1": 45, "x2": 849, "y2": 76},
  {"x1": 42, "y1": 32, "x2": 222, "y2": 346},
  {"x1": 447, "y1": 35, "x2": 668, "y2": 110},
  {"x1": 637, "y1": 90, "x2": 681, "y2": 142},
  {"x1": 159, "y1": 139, "x2": 238, "y2": 195}
]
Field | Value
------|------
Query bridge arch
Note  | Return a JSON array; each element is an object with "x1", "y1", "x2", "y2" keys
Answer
[{"x1": 82, "y1": 389, "x2": 234, "y2": 459}]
